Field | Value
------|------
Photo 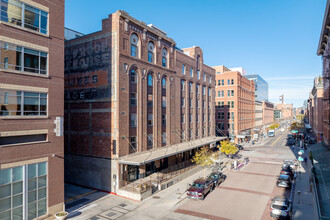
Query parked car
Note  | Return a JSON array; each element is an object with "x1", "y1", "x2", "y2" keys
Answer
[
  {"x1": 277, "y1": 174, "x2": 292, "y2": 188},
  {"x1": 287, "y1": 134, "x2": 293, "y2": 139},
  {"x1": 283, "y1": 160, "x2": 296, "y2": 170},
  {"x1": 236, "y1": 144, "x2": 244, "y2": 150},
  {"x1": 270, "y1": 196, "x2": 292, "y2": 219},
  {"x1": 286, "y1": 139, "x2": 295, "y2": 146},
  {"x1": 280, "y1": 166, "x2": 294, "y2": 179},
  {"x1": 187, "y1": 179, "x2": 213, "y2": 200},
  {"x1": 308, "y1": 138, "x2": 316, "y2": 144},
  {"x1": 207, "y1": 172, "x2": 226, "y2": 188}
]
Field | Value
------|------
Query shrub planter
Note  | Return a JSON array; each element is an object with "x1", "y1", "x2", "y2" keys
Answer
[{"x1": 55, "y1": 211, "x2": 68, "y2": 220}]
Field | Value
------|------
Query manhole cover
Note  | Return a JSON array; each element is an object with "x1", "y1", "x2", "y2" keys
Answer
[{"x1": 152, "y1": 196, "x2": 160, "y2": 199}]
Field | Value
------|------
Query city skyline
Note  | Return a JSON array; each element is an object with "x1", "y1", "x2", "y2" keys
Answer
[{"x1": 65, "y1": 0, "x2": 326, "y2": 107}]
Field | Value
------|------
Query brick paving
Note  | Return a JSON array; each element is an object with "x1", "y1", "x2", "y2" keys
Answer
[
  {"x1": 216, "y1": 185, "x2": 271, "y2": 196},
  {"x1": 175, "y1": 209, "x2": 230, "y2": 220}
]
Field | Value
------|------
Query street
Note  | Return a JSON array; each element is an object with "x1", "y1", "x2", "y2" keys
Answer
[{"x1": 64, "y1": 128, "x2": 316, "y2": 220}]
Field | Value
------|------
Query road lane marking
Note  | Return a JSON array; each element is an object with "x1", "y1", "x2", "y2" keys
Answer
[{"x1": 271, "y1": 129, "x2": 288, "y2": 146}]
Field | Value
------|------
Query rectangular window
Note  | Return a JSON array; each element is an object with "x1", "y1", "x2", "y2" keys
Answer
[
  {"x1": 203, "y1": 100, "x2": 205, "y2": 109},
  {"x1": 0, "y1": 41, "x2": 47, "y2": 74},
  {"x1": 148, "y1": 51, "x2": 153, "y2": 63},
  {"x1": 0, "y1": 134, "x2": 47, "y2": 146},
  {"x1": 227, "y1": 90, "x2": 230, "y2": 97},
  {"x1": 197, "y1": 70, "x2": 200, "y2": 79},
  {"x1": 131, "y1": 92, "x2": 137, "y2": 106},
  {"x1": 221, "y1": 101, "x2": 224, "y2": 109},
  {"x1": 203, "y1": 114, "x2": 206, "y2": 122},
  {"x1": 189, "y1": 82, "x2": 192, "y2": 93},
  {"x1": 197, "y1": 113, "x2": 199, "y2": 122},
  {"x1": 231, "y1": 90, "x2": 234, "y2": 96},
  {"x1": 162, "y1": 114, "x2": 166, "y2": 125},
  {"x1": 203, "y1": 72, "x2": 206, "y2": 81},
  {"x1": 181, "y1": 97, "x2": 185, "y2": 107},
  {"x1": 227, "y1": 79, "x2": 230, "y2": 85},
  {"x1": 190, "y1": 68, "x2": 193, "y2": 77},
  {"x1": 189, "y1": 130, "x2": 192, "y2": 139},
  {"x1": 189, "y1": 114, "x2": 192, "y2": 123},
  {"x1": 196, "y1": 100, "x2": 199, "y2": 108},
  {"x1": 231, "y1": 79, "x2": 234, "y2": 85},
  {"x1": 217, "y1": 72, "x2": 221, "y2": 74},
  {"x1": 228, "y1": 112, "x2": 230, "y2": 119},
  {"x1": 209, "y1": 75, "x2": 211, "y2": 83},
  {"x1": 162, "y1": 57, "x2": 166, "y2": 67},
  {"x1": 208, "y1": 88, "x2": 211, "y2": 96},
  {"x1": 208, "y1": 127, "x2": 210, "y2": 136},
  {"x1": 181, "y1": 131, "x2": 185, "y2": 140},
  {"x1": 181, "y1": 114, "x2": 185, "y2": 123},
  {"x1": 0, "y1": 162, "x2": 48, "y2": 220},
  {"x1": 221, "y1": 112, "x2": 224, "y2": 119},
  {"x1": 130, "y1": 137, "x2": 136, "y2": 152},
  {"x1": 130, "y1": 114, "x2": 137, "y2": 127},
  {"x1": 231, "y1": 101, "x2": 234, "y2": 109},
  {"x1": 221, "y1": 80, "x2": 224, "y2": 85},
  {"x1": 131, "y1": 45, "x2": 137, "y2": 57},
  {"x1": 197, "y1": 128, "x2": 199, "y2": 137},
  {"x1": 218, "y1": 91, "x2": 220, "y2": 97},
  {"x1": 182, "y1": 65, "x2": 185, "y2": 74},
  {"x1": 203, "y1": 128, "x2": 205, "y2": 136},
  {"x1": 147, "y1": 134, "x2": 153, "y2": 147},
  {"x1": 231, "y1": 112, "x2": 234, "y2": 120},
  {"x1": 218, "y1": 80, "x2": 221, "y2": 86},
  {"x1": 189, "y1": 98, "x2": 192, "y2": 108},
  {"x1": 162, "y1": 96, "x2": 166, "y2": 108},
  {"x1": 148, "y1": 94, "x2": 153, "y2": 107},
  {"x1": 196, "y1": 85, "x2": 200, "y2": 94},
  {"x1": 162, "y1": 132, "x2": 166, "y2": 145},
  {"x1": 148, "y1": 114, "x2": 153, "y2": 126},
  {"x1": 221, "y1": 90, "x2": 224, "y2": 97},
  {"x1": 217, "y1": 112, "x2": 221, "y2": 119},
  {"x1": 181, "y1": 80, "x2": 185, "y2": 91},
  {"x1": 0, "y1": 89, "x2": 47, "y2": 116},
  {"x1": 0, "y1": 1, "x2": 48, "y2": 34},
  {"x1": 203, "y1": 87, "x2": 205, "y2": 95}
]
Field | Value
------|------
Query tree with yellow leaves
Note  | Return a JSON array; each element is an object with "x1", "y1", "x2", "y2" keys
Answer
[
  {"x1": 218, "y1": 140, "x2": 238, "y2": 157},
  {"x1": 191, "y1": 146, "x2": 215, "y2": 178}
]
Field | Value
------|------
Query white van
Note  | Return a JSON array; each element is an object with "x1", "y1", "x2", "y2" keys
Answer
[{"x1": 268, "y1": 129, "x2": 275, "y2": 137}]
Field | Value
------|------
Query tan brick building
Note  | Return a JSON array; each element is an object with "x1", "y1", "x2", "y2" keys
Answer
[
  {"x1": 275, "y1": 103, "x2": 293, "y2": 121},
  {"x1": 213, "y1": 66, "x2": 255, "y2": 143},
  {"x1": 0, "y1": 0, "x2": 65, "y2": 219},
  {"x1": 64, "y1": 10, "x2": 221, "y2": 200},
  {"x1": 262, "y1": 101, "x2": 274, "y2": 126}
]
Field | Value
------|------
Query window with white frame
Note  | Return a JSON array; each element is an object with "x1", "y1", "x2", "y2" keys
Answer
[
  {"x1": 0, "y1": 162, "x2": 48, "y2": 220},
  {"x1": 130, "y1": 92, "x2": 137, "y2": 106},
  {"x1": 190, "y1": 68, "x2": 193, "y2": 77},
  {"x1": 148, "y1": 114, "x2": 153, "y2": 126},
  {"x1": 147, "y1": 41, "x2": 155, "y2": 63},
  {"x1": 0, "y1": 0, "x2": 48, "y2": 34},
  {"x1": 197, "y1": 70, "x2": 200, "y2": 79},
  {"x1": 130, "y1": 114, "x2": 137, "y2": 127},
  {"x1": 162, "y1": 48, "x2": 167, "y2": 67},
  {"x1": 0, "y1": 41, "x2": 47, "y2": 74},
  {"x1": 130, "y1": 69, "x2": 137, "y2": 83},
  {"x1": 130, "y1": 33, "x2": 139, "y2": 57},
  {"x1": 0, "y1": 89, "x2": 47, "y2": 116}
]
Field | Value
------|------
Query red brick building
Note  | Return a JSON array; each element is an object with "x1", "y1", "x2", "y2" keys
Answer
[
  {"x1": 64, "y1": 10, "x2": 221, "y2": 200},
  {"x1": 262, "y1": 101, "x2": 274, "y2": 126},
  {"x1": 0, "y1": 0, "x2": 65, "y2": 219},
  {"x1": 317, "y1": 0, "x2": 330, "y2": 147},
  {"x1": 213, "y1": 66, "x2": 255, "y2": 143}
]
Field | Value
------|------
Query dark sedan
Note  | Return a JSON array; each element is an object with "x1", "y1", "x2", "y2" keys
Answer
[{"x1": 207, "y1": 171, "x2": 226, "y2": 188}]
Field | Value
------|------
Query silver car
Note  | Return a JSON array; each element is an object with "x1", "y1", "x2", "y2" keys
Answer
[
  {"x1": 270, "y1": 196, "x2": 292, "y2": 219},
  {"x1": 283, "y1": 160, "x2": 296, "y2": 170}
]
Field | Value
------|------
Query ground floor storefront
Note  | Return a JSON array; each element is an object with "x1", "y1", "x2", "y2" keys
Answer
[{"x1": 117, "y1": 136, "x2": 225, "y2": 200}]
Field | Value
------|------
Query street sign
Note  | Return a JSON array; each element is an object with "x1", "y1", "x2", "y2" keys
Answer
[
  {"x1": 54, "y1": 117, "x2": 64, "y2": 137},
  {"x1": 299, "y1": 150, "x2": 304, "y2": 154}
]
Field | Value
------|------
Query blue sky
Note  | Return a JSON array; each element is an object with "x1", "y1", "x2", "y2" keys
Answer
[{"x1": 65, "y1": 0, "x2": 326, "y2": 107}]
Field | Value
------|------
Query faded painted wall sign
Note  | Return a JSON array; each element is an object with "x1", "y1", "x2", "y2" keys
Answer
[{"x1": 64, "y1": 33, "x2": 113, "y2": 101}]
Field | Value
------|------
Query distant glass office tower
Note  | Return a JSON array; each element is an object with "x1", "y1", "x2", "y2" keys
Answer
[{"x1": 245, "y1": 74, "x2": 269, "y2": 101}]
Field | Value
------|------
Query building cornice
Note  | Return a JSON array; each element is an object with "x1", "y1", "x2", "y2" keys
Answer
[
  {"x1": 317, "y1": 0, "x2": 330, "y2": 55},
  {"x1": 116, "y1": 10, "x2": 176, "y2": 46}
]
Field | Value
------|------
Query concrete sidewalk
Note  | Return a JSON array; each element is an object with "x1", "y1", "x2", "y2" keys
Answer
[{"x1": 65, "y1": 155, "x2": 232, "y2": 220}]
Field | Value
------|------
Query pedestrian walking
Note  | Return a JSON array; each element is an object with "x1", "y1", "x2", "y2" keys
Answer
[{"x1": 304, "y1": 156, "x2": 307, "y2": 165}]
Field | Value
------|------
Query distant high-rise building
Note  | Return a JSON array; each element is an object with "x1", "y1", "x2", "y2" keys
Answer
[{"x1": 245, "y1": 74, "x2": 269, "y2": 102}]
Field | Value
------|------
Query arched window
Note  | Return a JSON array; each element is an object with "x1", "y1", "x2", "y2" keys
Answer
[
  {"x1": 130, "y1": 69, "x2": 137, "y2": 83},
  {"x1": 130, "y1": 33, "x2": 139, "y2": 57},
  {"x1": 162, "y1": 48, "x2": 167, "y2": 67},
  {"x1": 148, "y1": 74, "x2": 153, "y2": 87},
  {"x1": 148, "y1": 41, "x2": 155, "y2": 63},
  {"x1": 162, "y1": 77, "x2": 166, "y2": 89}
]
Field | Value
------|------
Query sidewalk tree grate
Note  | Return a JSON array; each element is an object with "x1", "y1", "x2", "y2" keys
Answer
[
  {"x1": 152, "y1": 196, "x2": 160, "y2": 199},
  {"x1": 119, "y1": 203, "x2": 127, "y2": 207}
]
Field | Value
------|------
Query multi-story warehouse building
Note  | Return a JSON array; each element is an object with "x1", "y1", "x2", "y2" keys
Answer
[
  {"x1": 317, "y1": 0, "x2": 330, "y2": 147},
  {"x1": 64, "y1": 10, "x2": 220, "y2": 200},
  {"x1": 0, "y1": 0, "x2": 65, "y2": 219},
  {"x1": 213, "y1": 66, "x2": 255, "y2": 143},
  {"x1": 262, "y1": 101, "x2": 274, "y2": 126}
]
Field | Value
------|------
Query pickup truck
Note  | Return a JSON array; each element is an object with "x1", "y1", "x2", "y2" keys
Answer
[{"x1": 187, "y1": 178, "x2": 213, "y2": 200}]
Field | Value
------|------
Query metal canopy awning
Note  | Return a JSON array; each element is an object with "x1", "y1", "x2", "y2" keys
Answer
[{"x1": 119, "y1": 136, "x2": 226, "y2": 166}]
